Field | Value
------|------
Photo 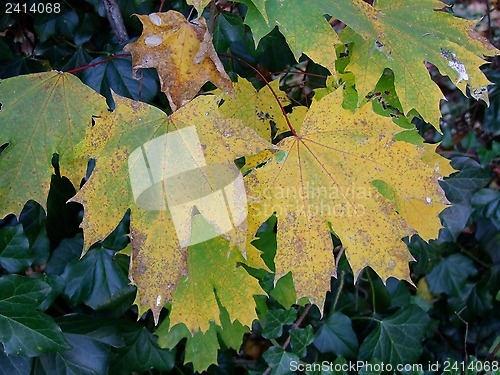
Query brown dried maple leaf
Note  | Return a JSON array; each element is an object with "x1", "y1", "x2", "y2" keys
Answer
[{"x1": 125, "y1": 11, "x2": 233, "y2": 110}]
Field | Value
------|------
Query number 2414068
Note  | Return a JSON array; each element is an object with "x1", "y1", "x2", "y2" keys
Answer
[{"x1": 5, "y1": 3, "x2": 61, "y2": 14}]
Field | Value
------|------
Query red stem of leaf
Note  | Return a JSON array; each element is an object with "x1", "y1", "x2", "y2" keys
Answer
[
  {"x1": 65, "y1": 53, "x2": 131, "y2": 74},
  {"x1": 66, "y1": 52, "x2": 298, "y2": 138},
  {"x1": 220, "y1": 53, "x2": 298, "y2": 137}
]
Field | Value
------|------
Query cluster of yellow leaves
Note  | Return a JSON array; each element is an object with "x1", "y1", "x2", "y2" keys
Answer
[
  {"x1": 118, "y1": 4, "x2": 465, "y2": 327},
  {"x1": 1, "y1": 2, "x2": 497, "y2": 357}
]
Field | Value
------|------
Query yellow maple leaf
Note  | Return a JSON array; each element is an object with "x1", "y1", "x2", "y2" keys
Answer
[
  {"x1": 71, "y1": 93, "x2": 271, "y2": 324},
  {"x1": 216, "y1": 79, "x2": 291, "y2": 140},
  {"x1": 186, "y1": 0, "x2": 212, "y2": 16},
  {"x1": 124, "y1": 11, "x2": 233, "y2": 111},
  {"x1": 245, "y1": 89, "x2": 454, "y2": 308}
]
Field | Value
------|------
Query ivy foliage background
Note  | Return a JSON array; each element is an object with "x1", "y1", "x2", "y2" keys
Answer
[{"x1": 0, "y1": 0, "x2": 499, "y2": 374}]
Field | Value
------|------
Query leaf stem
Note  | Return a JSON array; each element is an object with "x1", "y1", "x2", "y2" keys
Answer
[
  {"x1": 332, "y1": 270, "x2": 345, "y2": 311},
  {"x1": 65, "y1": 53, "x2": 131, "y2": 74},
  {"x1": 103, "y1": 0, "x2": 129, "y2": 43},
  {"x1": 220, "y1": 53, "x2": 298, "y2": 137},
  {"x1": 208, "y1": 0, "x2": 216, "y2": 35},
  {"x1": 366, "y1": 270, "x2": 377, "y2": 314},
  {"x1": 262, "y1": 304, "x2": 313, "y2": 375},
  {"x1": 459, "y1": 245, "x2": 491, "y2": 269},
  {"x1": 351, "y1": 316, "x2": 380, "y2": 323}
]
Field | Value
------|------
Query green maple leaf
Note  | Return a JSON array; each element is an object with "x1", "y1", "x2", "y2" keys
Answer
[
  {"x1": 242, "y1": 0, "x2": 497, "y2": 126},
  {"x1": 323, "y1": 0, "x2": 497, "y2": 125},
  {"x1": 240, "y1": 0, "x2": 340, "y2": 72},
  {"x1": 0, "y1": 72, "x2": 107, "y2": 217},
  {"x1": 169, "y1": 228, "x2": 264, "y2": 332}
]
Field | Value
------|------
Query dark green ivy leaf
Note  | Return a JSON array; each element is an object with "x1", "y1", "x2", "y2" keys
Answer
[
  {"x1": 0, "y1": 57, "x2": 46, "y2": 79},
  {"x1": 358, "y1": 305, "x2": 431, "y2": 365},
  {"x1": 289, "y1": 325, "x2": 314, "y2": 358},
  {"x1": 110, "y1": 323, "x2": 175, "y2": 375},
  {"x1": 440, "y1": 160, "x2": 493, "y2": 200},
  {"x1": 55, "y1": 315, "x2": 124, "y2": 348},
  {"x1": 213, "y1": 12, "x2": 247, "y2": 53},
  {"x1": 61, "y1": 246, "x2": 136, "y2": 311},
  {"x1": 426, "y1": 254, "x2": 477, "y2": 298},
  {"x1": 33, "y1": 9, "x2": 79, "y2": 42},
  {"x1": 0, "y1": 344, "x2": 32, "y2": 375},
  {"x1": 471, "y1": 189, "x2": 500, "y2": 229},
  {"x1": 262, "y1": 347, "x2": 299, "y2": 375},
  {"x1": 440, "y1": 202, "x2": 473, "y2": 240},
  {"x1": 0, "y1": 275, "x2": 69, "y2": 356},
  {"x1": 59, "y1": 48, "x2": 94, "y2": 72},
  {"x1": 78, "y1": 54, "x2": 159, "y2": 107},
  {"x1": 386, "y1": 278, "x2": 411, "y2": 308},
  {"x1": 313, "y1": 312, "x2": 358, "y2": 358},
  {"x1": 19, "y1": 201, "x2": 49, "y2": 266},
  {"x1": 439, "y1": 159, "x2": 492, "y2": 239},
  {"x1": 45, "y1": 234, "x2": 82, "y2": 276},
  {"x1": 0, "y1": 225, "x2": 32, "y2": 273},
  {"x1": 261, "y1": 308, "x2": 297, "y2": 339},
  {"x1": 31, "y1": 274, "x2": 65, "y2": 312},
  {"x1": 33, "y1": 333, "x2": 108, "y2": 375}
]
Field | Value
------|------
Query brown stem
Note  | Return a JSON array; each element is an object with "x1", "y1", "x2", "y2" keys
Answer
[
  {"x1": 159, "y1": 0, "x2": 166, "y2": 12},
  {"x1": 220, "y1": 53, "x2": 298, "y2": 136},
  {"x1": 484, "y1": 0, "x2": 493, "y2": 41},
  {"x1": 103, "y1": 0, "x2": 129, "y2": 43},
  {"x1": 209, "y1": 0, "x2": 216, "y2": 34},
  {"x1": 262, "y1": 304, "x2": 313, "y2": 375},
  {"x1": 487, "y1": 339, "x2": 500, "y2": 361},
  {"x1": 332, "y1": 270, "x2": 345, "y2": 311}
]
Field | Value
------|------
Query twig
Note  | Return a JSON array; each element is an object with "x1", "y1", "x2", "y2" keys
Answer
[
  {"x1": 65, "y1": 53, "x2": 131, "y2": 74},
  {"x1": 332, "y1": 271, "x2": 345, "y2": 311},
  {"x1": 486, "y1": 339, "x2": 500, "y2": 361},
  {"x1": 262, "y1": 304, "x2": 313, "y2": 375},
  {"x1": 209, "y1": 0, "x2": 216, "y2": 34},
  {"x1": 484, "y1": 0, "x2": 493, "y2": 41},
  {"x1": 455, "y1": 307, "x2": 469, "y2": 363},
  {"x1": 103, "y1": 0, "x2": 129, "y2": 43}
]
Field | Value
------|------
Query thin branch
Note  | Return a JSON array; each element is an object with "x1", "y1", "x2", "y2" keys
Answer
[
  {"x1": 262, "y1": 304, "x2": 313, "y2": 375},
  {"x1": 159, "y1": 0, "x2": 166, "y2": 12},
  {"x1": 487, "y1": 339, "x2": 500, "y2": 361},
  {"x1": 220, "y1": 53, "x2": 298, "y2": 136},
  {"x1": 65, "y1": 53, "x2": 131, "y2": 74},
  {"x1": 103, "y1": 0, "x2": 129, "y2": 43},
  {"x1": 209, "y1": 0, "x2": 217, "y2": 34},
  {"x1": 366, "y1": 270, "x2": 377, "y2": 313},
  {"x1": 332, "y1": 270, "x2": 345, "y2": 311},
  {"x1": 455, "y1": 307, "x2": 469, "y2": 362}
]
